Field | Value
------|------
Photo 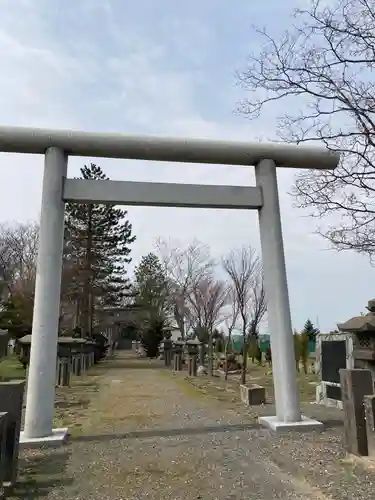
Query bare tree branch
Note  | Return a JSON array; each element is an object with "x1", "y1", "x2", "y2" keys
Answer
[
  {"x1": 155, "y1": 237, "x2": 215, "y2": 338},
  {"x1": 0, "y1": 222, "x2": 39, "y2": 300},
  {"x1": 187, "y1": 274, "x2": 229, "y2": 375},
  {"x1": 222, "y1": 247, "x2": 266, "y2": 384},
  {"x1": 223, "y1": 287, "x2": 240, "y2": 380},
  {"x1": 237, "y1": 0, "x2": 375, "y2": 257}
]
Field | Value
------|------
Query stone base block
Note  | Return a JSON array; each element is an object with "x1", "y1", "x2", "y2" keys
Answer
[
  {"x1": 19, "y1": 427, "x2": 68, "y2": 449},
  {"x1": 259, "y1": 415, "x2": 324, "y2": 433},
  {"x1": 217, "y1": 369, "x2": 241, "y2": 377},
  {"x1": 316, "y1": 383, "x2": 343, "y2": 409},
  {"x1": 240, "y1": 383, "x2": 266, "y2": 406}
]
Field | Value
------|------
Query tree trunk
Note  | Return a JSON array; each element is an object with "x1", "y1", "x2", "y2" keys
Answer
[
  {"x1": 224, "y1": 341, "x2": 229, "y2": 381},
  {"x1": 208, "y1": 333, "x2": 214, "y2": 377},
  {"x1": 241, "y1": 339, "x2": 249, "y2": 385},
  {"x1": 74, "y1": 299, "x2": 80, "y2": 329},
  {"x1": 82, "y1": 205, "x2": 93, "y2": 337},
  {"x1": 174, "y1": 301, "x2": 185, "y2": 340},
  {"x1": 88, "y1": 290, "x2": 94, "y2": 338},
  {"x1": 199, "y1": 342, "x2": 205, "y2": 366}
]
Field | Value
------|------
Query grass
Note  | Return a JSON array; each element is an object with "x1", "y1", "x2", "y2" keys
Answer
[
  {"x1": 52, "y1": 358, "x2": 165, "y2": 436},
  {"x1": 53, "y1": 377, "x2": 101, "y2": 436},
  {"x1": 0, "y1": 355, "x2": 26, "y2": 381},
  {"x1": 170, "y1": 359, "x2": 318, "y2": 413},
  {"x1": 162, "y1": 370, "x2": 208, "y2": 401}
]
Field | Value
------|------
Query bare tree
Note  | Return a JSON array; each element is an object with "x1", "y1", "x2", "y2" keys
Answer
[
  {"x1": 237, "y1": 0, "x2": 375, "y2": 256},
  {"x1": 0, "y1": 232, "x2": 16, "y2": 298},
  {"x1": 187, "y1": 274, "x2": 229, "y2": 376},
  {"x1": 0, "y1": 222, "x2": 39, "y2": 299},
  {"x1": 155, "y1": 238, "x2": 215, "y2": 338},
  {"x1": 222, "y1": 247, "x2": 266, "y2": 384},
  {"x1": 0, "y1": 222, "x2": 39, "y2": 337}
]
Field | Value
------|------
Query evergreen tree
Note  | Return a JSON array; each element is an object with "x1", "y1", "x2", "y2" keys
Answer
[
  {"x1": 63, "y1": 163, "x2": 135, "y2": 335},
  {"x1": 301, "y1": 319, "x2": 320, "y2": 342},
  {"x1": 134, "y1": 253, "x2": 171, "y2": 357},
  {"x1": 0, "y1": 292, "x2": 33, "y2": 338}
]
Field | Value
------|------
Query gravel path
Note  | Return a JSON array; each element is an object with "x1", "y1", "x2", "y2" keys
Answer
[{"x1": 10, "y1": 354, "x2": 375, "y2": 499}]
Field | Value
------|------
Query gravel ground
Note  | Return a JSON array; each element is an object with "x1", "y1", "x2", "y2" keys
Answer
[{"x1": 9, "y1": 354, "x2": 375, "y2": 499}]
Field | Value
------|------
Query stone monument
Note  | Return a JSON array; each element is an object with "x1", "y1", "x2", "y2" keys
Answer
[{"x1": 316, "y1": 299, "x2": 375, "y2": 408}]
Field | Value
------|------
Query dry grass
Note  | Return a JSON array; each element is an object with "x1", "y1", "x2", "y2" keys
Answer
[
  {"x1": 170, "y1": 361, "x2": 318, "y2": 414},
  {"x1": 53, "y1": 359, "x2": 167, "y2": 436},
  {"x1": 48, "y1": 356, "x2": 318, "y2": 435}
]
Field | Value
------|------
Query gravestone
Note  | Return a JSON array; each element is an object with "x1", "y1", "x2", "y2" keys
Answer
[
  {"x1": 56, "y1": 357, "x2": 71, "y2": 387},
  {"x1": 316, "y1": 332, "x2": 354, "y2": 408},
  {"x1": 0, "y1": 331, "x2": 8, "y2": 360},
  {"x1": 364, "y1": 394, "x2": 375, "y2": 458},
  {"x1": 0, "y1": 381, "x2": 25, "y2": 486},
  {"x1": 317, "y1": 301, "x2": 375, "y2": 407},
  {"x1": 340, "y1": 369, "x2": 373, "y2": 456},
  {"x1": 0, "y1": 412, "x2": 7, "y2": 499}
]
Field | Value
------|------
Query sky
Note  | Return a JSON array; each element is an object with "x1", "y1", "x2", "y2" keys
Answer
[{"x1": 0, "y1": 0, "x2": 373, "y2": 332}]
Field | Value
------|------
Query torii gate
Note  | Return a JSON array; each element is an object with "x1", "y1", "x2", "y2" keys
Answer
[{"x1": 0, "y1": 126, "x2": 339, "y2": 445}]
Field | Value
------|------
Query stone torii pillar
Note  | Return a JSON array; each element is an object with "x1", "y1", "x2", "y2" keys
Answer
[
  {"x1": 21, "y1": 147, "x2": 69, "y2": 446},
  {"x1": 255, "y1": 160, "x2": 323, "y2": 431}
]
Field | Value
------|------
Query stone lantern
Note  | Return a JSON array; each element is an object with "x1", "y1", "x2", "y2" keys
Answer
[
  {"x1": 186, "y1": 339, "x2": 200, "y2": 376},
  {"x1": 338, "y1": 300, "x2": 375, "y2": 371},
  {"x1": 161, "y1": 331, "x2": 173, "y2": 367},
  {"x1": 172, "y1": 340, "x2": 185, "y2": 371}
]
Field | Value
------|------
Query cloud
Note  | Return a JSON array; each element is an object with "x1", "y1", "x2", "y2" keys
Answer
[{"x1": 0, "y1": 0, "x2": 373, "y2": 332}]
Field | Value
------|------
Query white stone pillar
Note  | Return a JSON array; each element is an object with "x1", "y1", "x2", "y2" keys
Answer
[
  {"x1": 23, "y1": 147, "x2": 67, "y2": 440},
  {"x1": 255, "y1": 159, "x2": 301, "y2": 423}
]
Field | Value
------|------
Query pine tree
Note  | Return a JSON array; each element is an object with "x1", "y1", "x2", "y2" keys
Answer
[
  {"x1": 301, "y1": 319, "x2": 320, "y2": 342},
  {"x1": 134, "y1": 253, "x2": 171, "y2": 323},
  {"x1": 63, "y1": 163, "x2": 135, "y2": 335},
  {"x1": 134, "y1": 253, "x2": 171, "y2": 357}
]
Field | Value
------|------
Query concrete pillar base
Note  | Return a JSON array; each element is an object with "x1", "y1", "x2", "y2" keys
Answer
[
  {"x1": 258, "y1": 415, "x2": 323, "y2": 433},
  {"x1": 19, "y1": 427, "x2": 68, "y2": 449}
]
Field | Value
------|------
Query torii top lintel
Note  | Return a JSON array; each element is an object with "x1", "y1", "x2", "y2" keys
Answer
[{"x1": 0, "y1": 126, "x2": 339, "y2": 170}]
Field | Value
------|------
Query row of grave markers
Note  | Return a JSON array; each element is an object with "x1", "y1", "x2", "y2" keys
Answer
[
  {"x1": 0, "y1": 337, "x2": 106, "y2": 497},
  {"x1": 160, "y1": 339, "x2": 200, "y2": 376}
]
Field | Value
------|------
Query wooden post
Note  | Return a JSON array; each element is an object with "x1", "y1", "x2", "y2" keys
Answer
[
  {"x1": 364, "y1": 395, "x2": 375, "y2": 458},
  {"x1": 340, "y1": 369, "x2": 373, "y2": 456}
]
